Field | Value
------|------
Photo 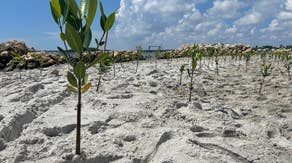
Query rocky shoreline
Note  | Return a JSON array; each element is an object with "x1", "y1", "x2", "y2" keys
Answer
[{"x1": 0, "y1": 40, "x2": 255, "y2": 71}]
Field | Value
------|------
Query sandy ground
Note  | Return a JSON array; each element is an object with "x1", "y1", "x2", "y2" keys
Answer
[{"x1": 0, "y1": 57, "x2": 291, "y2": 163}]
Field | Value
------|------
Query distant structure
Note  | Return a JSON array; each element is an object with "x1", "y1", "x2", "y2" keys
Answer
[{"x1": 148, "y1": 45, "x2": 161, "y2": 51}]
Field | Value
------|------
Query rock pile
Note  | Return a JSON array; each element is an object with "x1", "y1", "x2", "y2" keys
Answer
[
  {"x1": 167, "y1": 43, "x2": 254, "y2": 58},
  {"x1": 0, "y1": 40, "x2": 34, "y2": 55},
  {"x1": 0, "y1": 40, "x2": 65, "y2": 71}
]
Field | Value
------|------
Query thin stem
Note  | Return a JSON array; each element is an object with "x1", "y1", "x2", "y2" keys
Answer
[
  {"x1": 96, "y1": 74, "x2": 102, "y2": 92},
  {"x1": 76, "y1": 78, "x2": 82, "y2": 155},
  {"x1": 189, "y1": 71, "x2": 194, "y2": 102},
  {"x1": 179, "y1": 72, "x2": 182, "y2": 85}
]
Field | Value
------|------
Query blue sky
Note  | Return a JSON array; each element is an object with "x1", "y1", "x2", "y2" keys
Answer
[
  {"x1": 1, "y1": 0, "x2": 292, "y2": 50},
  {"x1": 0, "y1": 0, "x2": 120, "y2": 50}
]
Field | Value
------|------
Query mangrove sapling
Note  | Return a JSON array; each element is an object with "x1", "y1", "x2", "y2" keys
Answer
[
  {"x1": 50, "y1": 0, "x2": 116, "y2": 155},
  {"x1": 155, "y1": 48, "x2": 161, "y2": 69},
  {"x1": 244, "y1": 52, "x2": 251, "y2": 72},
  {"x1": 164, "y1": 51, "x2": 172, "y2": 65},
  {"x1": 283, "y1": 53, "x2": 292, "y2": 80},
  {"x1": 187, "y1": 44, "x2": 200, "y2": 102},
  {"x1": 215, "y1": 51, "x2": 220, "y2": 75},
  {"x1": 237, "y1": 52, "x2": 243, "y2": 70},
  {"x1": 135, "y1": 46, "x2": 142, "y2": 73},
  {"x1": 206, "y1": 47, "x2": 215, "y2": 69},
  {"x1": 96, "y1": 53, "x2": 112, "y2": 92},
  {"x1": 259, "y1": 63, "x2": 272, "y2": 94},
  {"x1": 179, "y1": 64, "x2": 187, "y2": 85}
]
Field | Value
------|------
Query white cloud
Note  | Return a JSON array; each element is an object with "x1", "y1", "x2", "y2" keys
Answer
[
  {"x1": 235, "y1": 12, "x2": 262, "y2": 25},
  {"x1": 207, "y1": 0, "x2": 243, "y2": 19},
  {"x1": 110, "y1": 0, "x2": 292, "y2": 49},
  {"x1": 285, "y1": 0, "x2": 292, "y2": 10}
]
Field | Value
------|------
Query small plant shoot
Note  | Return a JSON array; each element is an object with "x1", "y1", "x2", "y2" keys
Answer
[
  {"x1": 179, "y1": 64, "x2": 187, "y2": 85},
  {"x1": 259, "y1": 63, "x2": 272, "y2": 95},
  {"x1": 187, "y1": 44, "x2": 200, "y2": 102},
  {"x1": 136, "y1": 46, "x2": 142, "y2": 73}
]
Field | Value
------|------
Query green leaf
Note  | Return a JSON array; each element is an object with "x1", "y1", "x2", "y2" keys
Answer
[
  {"x1": 65, "y1": 23, "x2": 83, "y2": 55},
  {"x1": 66, "y1": 12, "x2": 82, "y2": 30},
  {"x1": 67, "y1": 71, "x2": 78, "y2": 87},
  {"x1": 67, "y1": 85, "x2": 78, "y2": 93},
  {"x1": 50, "y1": 0, "x2": 61, "y2": 24},
  {"x1": 104, "y1": 11, "x2": 116, "y2": 32},
  {"x1": 67, "y1": 0, "x2": 80, "y2": 18},
  {"x1": 59, "y1": 0, "x2": 70, "y2": 25},
  {"x1": 100, "y1": 1, "x2": 106, "y2": 31},
  {"x1": 83, "y1": 28, "x2": 92, "y2": 49},
  {"x1": 100, "y1": 14, "x2": 107, "y2": 31},
  {"x1": 73, "y1": 61, "x2": 86, "y2": 79},
  {"x1": 80, "y1": 0, "x2": 89, "y2": 18},
  {"x1": 82, "y1": 73, "x2": 88, "y2": 86},
  {"x1": 85, "y1": 0, "x2": 98, "y2": 32},
  {"x1": 100, "y1": 0, "x2": 105, "y2": 16}
]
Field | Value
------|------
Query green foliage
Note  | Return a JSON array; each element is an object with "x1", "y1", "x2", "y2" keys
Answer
[
  {"x1": 261, "y1": 63, "x2": 272, "y2": 78},
  {"x1": 73, "y1": 61, "x2": 86, "y2": 79},
  {"x1": 65, "y1": 24, "x2": 83, "y2": 55},
  {"x1": 96, "y1": 53, "x2": 112, "y2": 92},
  {"x1": 283, "y1": 53, "x2": 292, "y2": 69},
  {"x1": 97, "y1": 53, "x2": 112, "y2": 74},
  {"x1": 180, "y1": 64, "x2": 187, "y2": 73},
  {"x1": 67, "y1": 71, "x2": 78, "y2": 87},
  {"x1": 259, "y1": 62, "x2": 272, "y2": 94},
  {"x1": 188, "y1": 44, "x2": 200, "y2": 102},
  {"x1": 244, "y1": 52, "x2": 251, "y2": 72},
  {"x1": 99, "y1": 1, "x2": 116, "y2": 33},
  {"x1": 50, "y1": 0, "x2": 116, "y2": 155},
  {"x1": 39, "y1": 56, "x2": 45, "y2": 67},
  {"x1": 179, "y1": 64, "x2": 187, "y2": 85},
  {"x1": 50, "y1": 0, "x2": 62, "y2": 24}
]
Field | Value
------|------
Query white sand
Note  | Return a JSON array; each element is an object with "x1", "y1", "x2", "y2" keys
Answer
[{"x1": 0, "y1": 57, "x2": 291, "y2": 163}]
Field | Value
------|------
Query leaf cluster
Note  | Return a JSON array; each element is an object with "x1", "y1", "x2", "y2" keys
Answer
[
  {"x1": 261, "y1": 63, "x2": 272, "y2": 78},
  {"x1": 50, "y1": 0, "x2": 116, "y2": 94},
  {"x1": 180, "y1": 64, "x2": 187, "y2": 73},
  {"x1": 136, "y1": 46, "x2": 143, "y2": 60},
  {"x1": 97, "y1": 53, "x2": 112, "y2": 74},
  {"x1": 67, "y1": 61, "x2": 91, "y2": 93}
]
